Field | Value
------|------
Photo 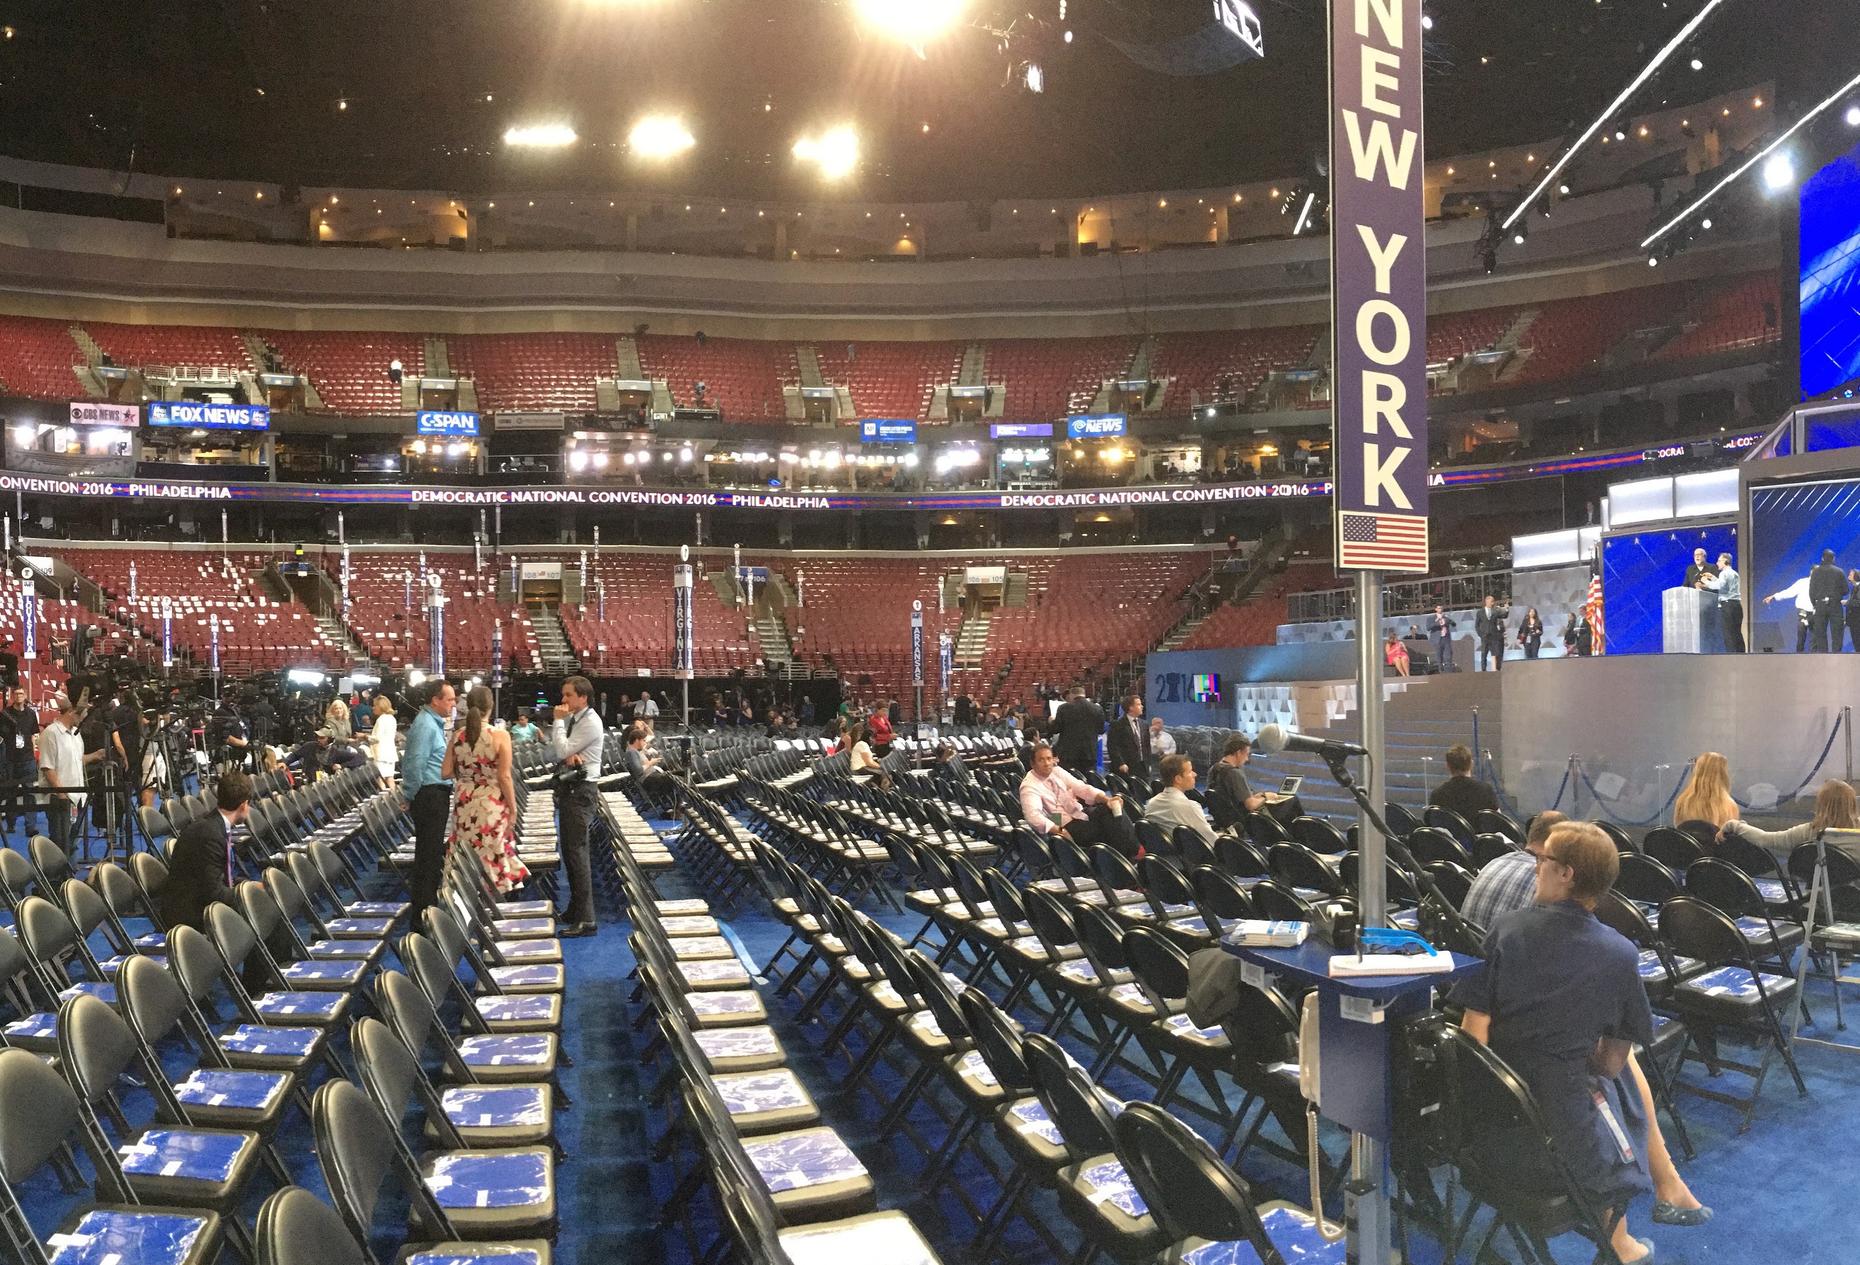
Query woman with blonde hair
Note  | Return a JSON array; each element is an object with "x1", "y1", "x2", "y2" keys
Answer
[
  {"x1": 440, "y1": 685, "x2": 529, "y2": 895},
  {"x1": 1673, "y1": 751, "x2": 1738, "y2": 833},
  {"x1": 1721, "y1": 779, "x2": 1860, "y2": 865},
  {"x1": 369, "y1": 694, "x2": 398, "y2": 783},
  {"x1": 324, "y1": 696, "x2": 353, "y2": 742}
]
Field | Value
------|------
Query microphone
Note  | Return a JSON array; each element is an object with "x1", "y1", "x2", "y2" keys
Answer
[{"x1": 1255, "y1": 724, "x2": 1367, "y2": 760}]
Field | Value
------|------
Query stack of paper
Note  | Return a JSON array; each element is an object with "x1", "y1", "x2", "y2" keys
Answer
[{"x1": 1223, "y1": 920, "x2": 1309, "y2": 948}]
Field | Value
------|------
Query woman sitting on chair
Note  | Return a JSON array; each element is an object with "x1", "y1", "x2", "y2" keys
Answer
[
  {"x1": 1384, "y1": 630, "x2": 1411, "y2": 677},
  {"x1": 1457, "y1": 822, "x2": 1702, "y2": 1264},
  {"x1": 1673, "y1": 751, "x2": 1739, "y2": 837}
]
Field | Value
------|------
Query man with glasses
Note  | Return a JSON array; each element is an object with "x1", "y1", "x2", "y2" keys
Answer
[
  {"x1": 551, "y1": 675, "x2": 604, "y2": 937},
  {"x1": 1460, "y1": 810, "x2": 1565, "y2": 931},
  {"x1": 1457, "y1": 821, "x2": 1709, "y2": 1259}
]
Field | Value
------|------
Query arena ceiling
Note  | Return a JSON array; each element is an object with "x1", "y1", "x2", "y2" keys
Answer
[{"x1": 0, "y1": 0, "x2": 1829, "y2": 202}]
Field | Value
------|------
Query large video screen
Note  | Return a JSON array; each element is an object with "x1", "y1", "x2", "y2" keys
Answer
[
  {"x1": 1750, "y1": 477, "x2": 1860, "y2": 652},
  {"x1": 1602, "y1": 524, "x2": 1737, "y2": 655},
  {"x1": 1801, "y1": 138, "x2": 1860, "y2": 401}
]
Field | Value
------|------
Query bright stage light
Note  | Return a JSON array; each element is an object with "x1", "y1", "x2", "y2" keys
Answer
[
  {"x1": 628, "y1": 114, "x2": 695, "y2": 159},
  {"x1": 504, "y1": 122, "x2": 577, "y2": 148},
  {"x1": 853, "y1": 0, "x2": 968, "y2": 45},
  {"x1": 1762, "y1": 152, "x2": 1795, "y2": 191},
  {"x1": 1847, "y1": 103, "x2": 1860, "y2": 128},
  {"x1": 793, "y1": 126, "x2": 860, "y2": 180}
]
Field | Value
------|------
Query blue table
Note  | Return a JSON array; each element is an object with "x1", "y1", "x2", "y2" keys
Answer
[{"x1": 1225, "y1": 937, "x2": 1483, "y2": 1141}]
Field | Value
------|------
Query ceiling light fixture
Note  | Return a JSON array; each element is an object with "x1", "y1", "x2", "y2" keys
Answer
[
  {"x1": 793, "y1": 125, "x2": 860, "y2": 180},
  {"x1": 627, "y1": 114, "x2": 695, "y2": 159},
  {"x1": 853, "y1": 0, "x2": 968, "y2": 47},
  {"x1": 1642, "y1": 66, "x2": 1860, "y2": 249},
  {"x1": 504, "y1": 122, "x2": 578, "y2": 148},
  {"x1": 1504, "y1": 0, "x2": 1728, "y2": 231}
]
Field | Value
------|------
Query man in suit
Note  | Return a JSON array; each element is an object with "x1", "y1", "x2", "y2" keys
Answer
[
  {"x1": 1474, "y1": 595, "x2": 1509, "y2": 673},
  {"x1": 1431, "y1": 605, "x2": 1456, "y2": 672},
  {"x1": 161, "y1": 769, "x2": 279, "y2": 989},
  {"x1": 1105, "y1": 694, "x2": 1150, "y2": 777},
  {"x1": 1809, "y1": 549, "x2": 1851, "y2": 653},
  {"x1": 1050, "y1": 686, "x2": 1105, "y2": 774}
]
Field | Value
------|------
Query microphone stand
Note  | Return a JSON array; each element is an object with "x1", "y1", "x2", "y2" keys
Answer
[{"x1": 1318, "y1": 747, "x2": 1486, "y2": 952}]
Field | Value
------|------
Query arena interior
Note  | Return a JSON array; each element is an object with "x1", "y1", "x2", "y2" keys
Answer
[{"x1": 0, "y1": 2, "x2": 1857, "y2": 1263}]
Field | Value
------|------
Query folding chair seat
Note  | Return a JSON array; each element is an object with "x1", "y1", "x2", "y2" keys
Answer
[
  {"x1": 262, "y1": 869, "x2": 388, "y2": 968},
  {"x1": 312, "y1": 1078, "x2": 556, "y2": 1256},
  {"x1": 1115, "y1": 1100, "x2": 1345, "y2": 1264},
  {"x1": 163, "y1": 925, "x2": 337, "y2": 1073},
  {"x1": 0, "y1": 1047, "x2": 227, "y2": 1265},
  {"x1": 1660, "y1": 894, "x2": 1807, "y2": 1133},
  {"x1": 224, "y1": 892, "x2": 371, "y2": 992},
  {"x1": 378, "y1": 969, "x2": 560, "y2": 1089},
  {"x1": 1022, "y1": 1033, "x2": 1167, "y2": 1261},
  {"x1": 403, "y1": 931, "x2": 562, "y2": 1036},
  {"x1": 354, "y1": 1017, "x2": 553, "y2": 1152},
  {"x1": 686, "y1": 1076, "x2": 877, "y2": 1226},
  {"x1": 710, "y1": 1151, "x2": 942, "y2": 1265},
  {"x1": 55, "y1": 993, "x2": 270, "y2": 1258},
  {"x1": 91, "y1": 860, "x2": 170, "y2": 954},
  {"x1": 201, "y1": 907, "x2": 353, "y2": 1029},
  {"x1": 1683, "y1": 858, "x2": 1803, "y2": 966},
  {"x1": 424, "y1": 907, "x2": 565, "y2": 996}
]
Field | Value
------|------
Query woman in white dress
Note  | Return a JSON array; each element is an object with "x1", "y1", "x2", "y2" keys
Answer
[{"x1": 369, "y1": 695, "x2": 398, "y2": 783}]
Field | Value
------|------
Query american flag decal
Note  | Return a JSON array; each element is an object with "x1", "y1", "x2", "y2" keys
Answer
[{"x1": 1338, "y1": 511, "x2": 1429, "y2": 571}]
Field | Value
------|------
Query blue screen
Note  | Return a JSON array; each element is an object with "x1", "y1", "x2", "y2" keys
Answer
[
  {"x1": 1601, "y1": 524, "x2": 1737, "y2": 655},
  {"x1": 1751, "y1": 479, "x2": 1860, "y2": 652},
  {"x1": 1801, "y1": 138, "x2": 1860, "y2": 401}
]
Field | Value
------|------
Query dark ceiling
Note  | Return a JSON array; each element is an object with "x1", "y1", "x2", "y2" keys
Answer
[{"x1": 0, "y1": 0, "x2": 1831, "y2": 201}]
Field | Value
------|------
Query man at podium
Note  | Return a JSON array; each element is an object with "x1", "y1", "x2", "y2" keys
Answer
[
  {"x1": 1682, "y1": 547, "x2": 1716, "y2": 590},
  {"x1": 1698, "y1": 552, "x2": 1745, "y2": 653}
]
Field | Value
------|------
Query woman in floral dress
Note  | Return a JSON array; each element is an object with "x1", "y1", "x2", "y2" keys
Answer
[{"x1": 441, "y1": 685, "x2": 530, "y2": 895}]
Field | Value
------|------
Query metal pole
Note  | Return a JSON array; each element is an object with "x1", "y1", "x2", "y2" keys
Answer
[
  {"x1": 1350, "y1": 567, "x2": 1389, "y2": 1265},
  {"x1": 1845, "y1": 705, "x2": 1853, "y2": 783}
]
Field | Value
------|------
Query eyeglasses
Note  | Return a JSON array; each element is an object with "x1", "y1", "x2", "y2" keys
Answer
[{"x1": 1535, "y1": 851, "x2": 1571, "y2": 870}]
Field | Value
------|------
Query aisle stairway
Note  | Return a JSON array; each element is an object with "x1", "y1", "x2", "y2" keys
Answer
[
  {"x1": 316, "y1": 612, "x2": 373, "y2": 669},
  {"x1": 532, "y1": 604, "x2": 579, "y2": 673},
  {"x1": 752, "y1": 609, "x2": 794, "y2": 668},
  {"x1": 954, "y1": 609, "x2": 990, "y2": 667}
]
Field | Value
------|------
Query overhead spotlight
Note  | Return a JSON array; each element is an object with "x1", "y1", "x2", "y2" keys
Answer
[
  {"x1": 1420, "y1": 12, "x2": 1433, "y2": 29},
  {"x1": 1512, "y1": 222, "x2": 1527, "y2": 246},
  {"x1": 1762, "y1": 151, "x2": 1795, "y2": 192},
  {"x1": 1647, "y1": 255, "x2": 1659, "y2": 267},
  {"x1": 1063, "y1": 28, "x2": 1072, "y2": 43},
  {"x1": 504, "y1": 122, "x2": 578, "y2": 148},
  {"x1": 1847, "y1": 103, "x2": 1860, "y2": 128},
  {"x1": 1558, "y1": 183, "x2": 1571, "y2": 196},
  {"x1": 793, "y1": 126, "x2": 860, "y2": 180},
  {"x1": 336, "y1": 98, "x2": 348, "y2": 112},
  {"x1": 1613, "y1": 127, "x2": 1626, "y2": 141},
  {"x1": 1700, "y1": 217, "x2": 1712, "y2": 230},
  {"x1": 1022, "y1": 61, "x2": 1044, "y2": 93},
  {"x1": 628, "y1": 114, "x2": 695, "y2": 159},
  {"x1": 1689, "y1": 56, "x2": 1703, "y2": 71},
  {"x1": 853, "y1": 0, "x2": 968, "y2": 46}
]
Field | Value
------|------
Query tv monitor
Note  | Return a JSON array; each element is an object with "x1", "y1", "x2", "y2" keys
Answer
[{"x1": 1191, "y1": 672, "x2": 1222, "y2": 702}]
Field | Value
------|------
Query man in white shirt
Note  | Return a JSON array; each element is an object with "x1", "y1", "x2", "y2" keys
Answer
[
  {"x1": 1019, "y1": 740, "x2": 1138, "y2": 859},
  {"x1": 552, "y1": 675, "x2": 606, "y2": 936},
  {"x1": 39, "y1": 695, "x2": 95, "y2": 858},
  {"x1": 1763, "y1": 574, "x2": 1814, "y2": 652},
  {"x1": 634, "y1": 695, "x2": 660, "y2": 723},
  {"x1": 1147, "y1": 718, "x2": 1176, "y2": 776},
  {"x1": 1143, "y1": 754, "x2": 1216, "y2": 848}
]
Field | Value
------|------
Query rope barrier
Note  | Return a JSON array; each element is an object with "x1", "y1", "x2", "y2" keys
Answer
[{"x1": 1730, "y1": 710, "x2": 1846, "y2": 809}]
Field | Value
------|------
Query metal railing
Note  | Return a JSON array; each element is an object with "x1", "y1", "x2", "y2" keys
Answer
[{"x1": 1287, "y1": 567, "x2": 1515, "y2": 624}]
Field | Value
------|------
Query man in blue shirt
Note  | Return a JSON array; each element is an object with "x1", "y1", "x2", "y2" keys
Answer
[{"x1": 400, "y1": 679, "x2": 456, "y2": 919}]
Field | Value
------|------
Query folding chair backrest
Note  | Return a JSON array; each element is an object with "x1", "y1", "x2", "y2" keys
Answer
[
  {"x1": 16, "y1": 896, "x2": 78, "y2": 968},
  {"x1": 207, "y1": 901, "x2": 263, "y2": 973},
  {"x1": 118, "y1": 953, "x2": 192, "y2": 1047},
  {"x1": 1023, "y1": 1032, "x2": 1118, "y2": 1161},
  {"x1": 29, "y1": 838, "x2": 71, "y2": 891},
  {"x1": 0, "y1": 849, "x2": 37, "y2": 905},
  {"x1": 957, "y1": 987, "x2": 1035, "y2": 1094},
  {"x1": 255, "y1": 1186, "x2": 369, "y2": 1265},
  {"x1": 131, "y1": 852, "x2": 170, "y2": 904},
  {"x1": 312, "y1": 1078, "x2": 453, "y2": 1262},
  {"x1": 0, "y1": 1046, "x2": 84, "y2": 1184},
  {"x1": 1644, "y1": 827, "x2": 1706, "y2": 872},
  {"x1": 55, "y1": 992, "x2": 141, "y2": 1108},
  {"x1": 1114, "y1": 1101, "x2": 1275, "y2": 1249}
]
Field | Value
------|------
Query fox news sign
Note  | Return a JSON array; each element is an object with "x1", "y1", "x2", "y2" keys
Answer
[{"x1": 146, "y1": 401, "x2": 270, "y2": 431}]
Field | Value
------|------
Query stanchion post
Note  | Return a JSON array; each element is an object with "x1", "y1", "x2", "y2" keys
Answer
[{"x1": 1845, "y1": 705, "x2": 1853, "y2": 783}]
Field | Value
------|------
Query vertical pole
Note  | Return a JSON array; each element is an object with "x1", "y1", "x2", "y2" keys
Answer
[
  {"x1": 1845, "y1": 705, "x2": 1853, "y2": 783},
  {"x1": 1351, "y1": 569, "x2": 1389, "y2": 1265}
]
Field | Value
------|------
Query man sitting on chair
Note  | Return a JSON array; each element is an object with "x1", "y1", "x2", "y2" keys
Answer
[
  {"x1": 1142, "y1": 754, "x2": 1216, "y2": 848},
  {"x1": 1019, "y1": 740, "x2": 1137, "y2": 860}
]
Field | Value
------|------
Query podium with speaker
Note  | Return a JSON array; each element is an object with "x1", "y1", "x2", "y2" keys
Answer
[{"x1": 1662, "y1": 586, "x2": 1725, "y2": 654}]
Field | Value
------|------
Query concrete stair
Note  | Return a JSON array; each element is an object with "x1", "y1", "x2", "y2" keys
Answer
[
  {"x1": 422, "y1": 336, "x2": 452, "y2": 378},
  {"x1": 955, "y1": 609, "x2": 991, "y2": 667},
  {"x1": 616, "y1": 337, "x2": 646, "y2": 380},
  {"x1": 752, "y1": 609, "x2": 794, "y2": 668},
  {"x1": 530, "y1": 605, "x2": 579, "y2": 674},
  {"x1": 315, "y1": 612, "x2": 372, "y2": 668}
]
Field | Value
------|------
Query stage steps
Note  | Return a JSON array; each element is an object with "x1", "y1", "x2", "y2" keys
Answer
[{"x1": 1231, "y1": 673, "x2": 1504, "y2": 821}]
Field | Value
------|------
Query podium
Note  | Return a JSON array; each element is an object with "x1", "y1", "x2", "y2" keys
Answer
[{"x1": 1662, "y1": 586, "x2": 1724, "y2": 654}]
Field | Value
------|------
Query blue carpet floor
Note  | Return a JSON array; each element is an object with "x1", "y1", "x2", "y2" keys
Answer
[{"x1": 9, "y1": 811, "x2": 1860, "y2": 1264}]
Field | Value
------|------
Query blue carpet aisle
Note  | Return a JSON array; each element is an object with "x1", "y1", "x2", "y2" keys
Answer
[{"x1": 8, "y1": 807, "x2": 1860, "y2": 1264}]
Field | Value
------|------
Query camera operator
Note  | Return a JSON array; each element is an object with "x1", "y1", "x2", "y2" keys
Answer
[
  {"x1": 0, "y1": 686, "x2": 41, "y2": 834},
  {"x1": 286, "y1": 727, "x2": 369, "y2": 781},
  {"x1": 550, "y1": 676, "x2": 603, "y2": 938},
  {"x1": 246, "y1": 689, "x2": 277, "y2": 753},
  {"x1": 107, "y1": 688, "x2": 150, "y2": 811},
  {"x1": 208, "y1": 695, "x2": 252, "y2": 774}
]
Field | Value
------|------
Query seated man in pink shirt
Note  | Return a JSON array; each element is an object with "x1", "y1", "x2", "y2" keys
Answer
[{"x1": 1019, "y1": 740, "x2": 1139, "y2": 860}]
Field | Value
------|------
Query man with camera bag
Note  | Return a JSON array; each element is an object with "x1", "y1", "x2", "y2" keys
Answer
[
  {"x1": 551, "y1": 675, "x2": 603, "y2": 937},
  {"x1": 401, "y1": 679, "x2": 456, "y2": 921}
]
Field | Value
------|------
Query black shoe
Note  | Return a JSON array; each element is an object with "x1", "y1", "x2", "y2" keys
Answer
[{"x1": 560, "y1": 921, "x2": 597, "y2": 938}]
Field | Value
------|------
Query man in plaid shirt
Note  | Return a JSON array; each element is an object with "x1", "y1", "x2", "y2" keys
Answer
[{"x1": 1460, "y1": 810, "x2": 1565, "y2": 931}]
